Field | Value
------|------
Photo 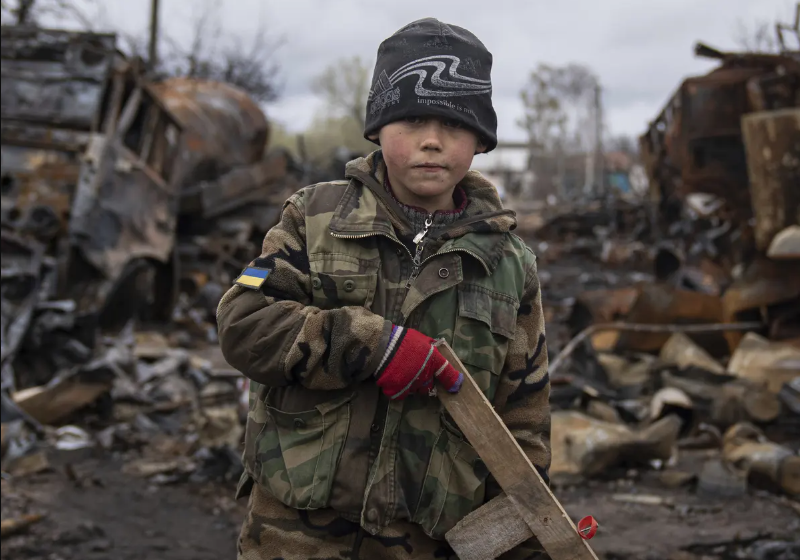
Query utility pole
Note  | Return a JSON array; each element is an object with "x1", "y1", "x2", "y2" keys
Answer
[
  {"x1": 15, "y1": 0, "x2": 35, "y2": 24},
  {"x1": 148, "y1": 0, "x2": 160, "y2": 70},
  {"x1": 594, "y1": 82, "x2": 604, "y2": 196}
]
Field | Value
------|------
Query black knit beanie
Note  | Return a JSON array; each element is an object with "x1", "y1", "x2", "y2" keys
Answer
[{"x1": 364, "y1": 18, "x2": 498, "y2": 152}]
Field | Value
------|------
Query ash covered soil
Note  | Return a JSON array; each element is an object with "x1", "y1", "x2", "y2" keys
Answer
[
  {"x1": 2, "y1": 449, "x2": 798, "y2": 560},
  {"x1": 2, "y1": 451, "x2": 243, "y2": 560}
]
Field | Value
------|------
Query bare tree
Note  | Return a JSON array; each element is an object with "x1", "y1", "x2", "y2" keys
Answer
[
  {"x1": 153, "y1": 4, "x2": 282, "y2": 103},
  {"x1": 776, "y1": 2, "x2": 800, "y2": 53},
  {"x1": 288, "y1": 57, "x2": 376, "y2": 165},
  {"x1": 517, "y1": 64, "x2": 568, "y2": 153},
  {"x1": 1, "y1": 0, "x2": 283, "y2": 104},
  {"x1": 732, "y1": 3, "x2": 800, "y2": 54},
  {"x1": 0, "y1": 0, "x2": 34, "y2": 24},
  {"x1": 1, "y1": 0, "x2": 100, "y2": 27},
  {"x1": 311, "y1": 56, "x2": 371, "y2": 130},
  {"x1": 517, "y1": 63, "x2": 599, "y2": 153},
  {"x1": 116, "y1": 3, "x2": 283, "y2": 103},
  {"x1": 517, "y1": 63, "x2": 600, "y2": 198},
  {"x1": 301, "y1": 114, "x2": 375, "y2": 164},
  {"x1": 734, "y1": 19, "x2": 779, "y2": 53}
]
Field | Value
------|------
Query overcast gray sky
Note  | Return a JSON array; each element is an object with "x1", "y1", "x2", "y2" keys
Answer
[{"x1": 45, "y1": 0, "x2": 794, "y2": 141}]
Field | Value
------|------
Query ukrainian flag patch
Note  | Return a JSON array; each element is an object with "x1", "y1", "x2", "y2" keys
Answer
[{"x1": 235, "y1": 267, "x2": 270, "y2": 290}]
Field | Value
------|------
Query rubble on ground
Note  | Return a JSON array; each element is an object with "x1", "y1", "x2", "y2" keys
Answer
[{"x1": 524, "y1": 36, "x2": 800, "y2": 512}]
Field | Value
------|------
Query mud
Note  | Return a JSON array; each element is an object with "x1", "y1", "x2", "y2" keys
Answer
[
  {"x1": 1, "y1": 450, "x2": 244, "y2": 560},
  {"x1": 2, "y1": 449, "x2": 798, "y2": 560}
]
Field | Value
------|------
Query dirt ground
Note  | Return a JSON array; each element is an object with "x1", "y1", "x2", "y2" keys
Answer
[
  {"x1": 1, "y1": 450, "x2": 243, "y2": 560},
  {"x1": 2, "y1": 447, "x2": 798, "y2": 560}
]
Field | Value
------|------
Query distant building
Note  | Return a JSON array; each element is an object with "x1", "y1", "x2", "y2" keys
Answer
[
  {"x1": 471, "y1": 145, "x2": 532, "y2": 201},
  {"x1": 471, "y1": 142, "x2": 648, "y2": 204}
]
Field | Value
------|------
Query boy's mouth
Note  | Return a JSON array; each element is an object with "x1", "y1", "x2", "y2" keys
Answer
[{"x1": 413, "y1": 163, "x2": 447, "y2": 170}]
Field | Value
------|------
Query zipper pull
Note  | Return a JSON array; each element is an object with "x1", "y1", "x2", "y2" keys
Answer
[
  {"x1": 412, "y1": 215, "x2": 433, "y2": 244},
  {"x1": 412, "y1": 240, "x2": 424, "y2": 266}
]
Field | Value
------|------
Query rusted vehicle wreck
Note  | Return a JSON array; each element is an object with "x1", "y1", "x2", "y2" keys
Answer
[{"x1": 1, "y1": 25, "x2": 298, "y2": 395}]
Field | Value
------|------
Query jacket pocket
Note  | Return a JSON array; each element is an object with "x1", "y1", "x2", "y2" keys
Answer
[
  {"x1": 248, "y1": 388, "x2": 355, "y2": 510},
  {"x1": 413, "y1": 414, "x2": 489, "y2": 539},
  {"x1": 452, "y1": 284, "x2": 518, "y2": 398},
  {"x1": 308, "y1": 253, "x2": 379, "y2": 310},
  {"x1": 310, "y1": 271, "x2": 378, "y2": 309}
]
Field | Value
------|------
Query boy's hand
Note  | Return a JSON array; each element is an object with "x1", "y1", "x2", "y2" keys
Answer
[{"x1": 375, "y1": 326, "x2": 463, "y2": 400}]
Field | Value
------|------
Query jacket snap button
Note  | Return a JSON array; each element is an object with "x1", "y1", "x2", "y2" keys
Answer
[
  {"x1": 293, "y1": 418, "x2": 306, "y2": 429},
  {"x1": 311, "y1": 277, "x2": 322, "y2": 290},
  {"x1": 366, "y1": 508, "x2": 379, "y2": 523},
  {"x1": 343, "y1": 279, "x2": 356, "y2": 292},
  {"x1": 438, "y1": 268, "x2": 450, "y2": 279},
  {"x1": 370, "y1": 423, "x2": 380, "y2": 433}
]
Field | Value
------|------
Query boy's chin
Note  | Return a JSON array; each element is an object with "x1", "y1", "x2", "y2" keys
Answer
[{"x1": 405, "y1": 184, "x2": 455, "y2": 199}]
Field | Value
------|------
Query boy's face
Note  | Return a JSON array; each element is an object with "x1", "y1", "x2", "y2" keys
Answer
[{"x1": 375, "y1": 116, "x2": 486, "y2": 212}]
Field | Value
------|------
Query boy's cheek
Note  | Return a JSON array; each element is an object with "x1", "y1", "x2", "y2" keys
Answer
[
  {"x1": 381, "y1": 146, "x2": 415, "y2": 181},
  {"x1": 380, "y1": 135, "x2": 412, "y2": 165}
]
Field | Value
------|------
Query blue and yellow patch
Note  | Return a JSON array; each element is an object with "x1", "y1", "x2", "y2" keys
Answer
[{"x1": 234, "y1": 267, "x2": 270, "y2": 290}]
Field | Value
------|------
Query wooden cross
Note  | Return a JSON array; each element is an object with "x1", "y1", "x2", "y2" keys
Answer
[{"x1": 436, "y1": 340, "x2": 599, "y2": 560}]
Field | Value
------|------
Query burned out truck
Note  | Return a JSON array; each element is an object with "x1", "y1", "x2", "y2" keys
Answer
[
  {"x1": 638, "y1": 27, "x2": 800, "y2": 347},
  {"x1": 639, "y1": 40, "x2": 800, "y2": 256},
  {"x1": 1, "y1": 26, "x2": 299, "y2": 391},
  {"x1": 1, "y1": 26, "x2": 186, "y2": 328}
]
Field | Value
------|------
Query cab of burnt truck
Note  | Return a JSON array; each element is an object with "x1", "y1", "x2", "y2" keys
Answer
[
  {"x1": 639, "y1": 41, "x2": 800, "y2": 229},
  {"x1": 0, "y1": 25, "x2": 186, "y2": 329}
]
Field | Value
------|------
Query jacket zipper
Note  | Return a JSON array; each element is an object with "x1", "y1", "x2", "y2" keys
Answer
[
  {"x1": 329, "y1": 227, "x2": 429, "y2": 289},
  {"x1": 406, "y1": 214, "x2": 433, "y2": 288},
  {"x1": 330, "y1": 224, "x2": 491, "y2": 289},
  {"x1": 330, "y1": 231, "x2": 414, "y2": 261}
]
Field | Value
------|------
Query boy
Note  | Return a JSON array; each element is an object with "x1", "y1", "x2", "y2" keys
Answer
[{"x1": 217, "y1": 17, "x2": 551, "y2": 560}]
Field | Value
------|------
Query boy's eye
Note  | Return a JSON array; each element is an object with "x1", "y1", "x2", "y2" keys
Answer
[
  {"x1": 443, "y1": 119, "x2": 463, "y2": 129},
  {"x1": 404, "y1": 116, "x2": 424, "y2": 124}
]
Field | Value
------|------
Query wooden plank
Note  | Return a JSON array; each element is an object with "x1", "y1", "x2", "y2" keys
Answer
[
  {"x1": 446, "y1": 494, "x2": 532, "y2": 560},
  {"x1": 13, "y1": 380, "x2": 111, "y2": 426},
  {"x1": 436, "y1": 340, "x2": 598, "y2": 560}
]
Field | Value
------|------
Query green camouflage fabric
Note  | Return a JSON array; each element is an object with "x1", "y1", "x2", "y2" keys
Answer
[
  {"x1": 237, "y1": 481, "x2": 548, "y2": 560},
  {"x1": 217, "y1": 151, "x2": 551, "y2": 555}
]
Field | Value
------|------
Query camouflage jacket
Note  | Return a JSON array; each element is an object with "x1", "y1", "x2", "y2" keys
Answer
[{"x1": 216, "y1": 152, "x2": 551, "y2": 540}]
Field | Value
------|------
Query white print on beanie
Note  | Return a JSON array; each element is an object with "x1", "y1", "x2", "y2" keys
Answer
[{"x1": 369, "y1": 55, "x2": 491, "y2": 115}]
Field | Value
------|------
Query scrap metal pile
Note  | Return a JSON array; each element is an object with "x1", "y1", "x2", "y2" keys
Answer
[
  {"x1": 1, "y1": 26, "x2": 303, "y2": 483},
  {"x1": 517, "y1": 36, "x2": 800, "y2": 540}
]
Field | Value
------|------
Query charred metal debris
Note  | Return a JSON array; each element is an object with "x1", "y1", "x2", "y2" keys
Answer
[
  {"x1": 1, "y1": 25, "x2": 306, "y2": 482},
  {"x1": 511, "y1": 36, "x2": 799, "y2": 511},
  {"x1": 1, "y1": 25, "x2": 303, "y2": 380}
]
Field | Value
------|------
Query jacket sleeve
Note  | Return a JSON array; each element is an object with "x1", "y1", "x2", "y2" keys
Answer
[
  {"x1": 486, "y1": 250, "x2": 552, "y2": 501},
  {"x1": 216, "y1": 190, "x2": 393, "y2": 391}
]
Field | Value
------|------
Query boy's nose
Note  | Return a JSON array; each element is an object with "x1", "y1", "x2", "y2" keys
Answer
[{"x1": 419, "y1": 122, "x2": 444, "y2": 151}]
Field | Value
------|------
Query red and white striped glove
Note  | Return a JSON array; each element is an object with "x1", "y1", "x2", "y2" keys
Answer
[{"x1": 374, "y1": 326, "x2": 463, "y2": 400}]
